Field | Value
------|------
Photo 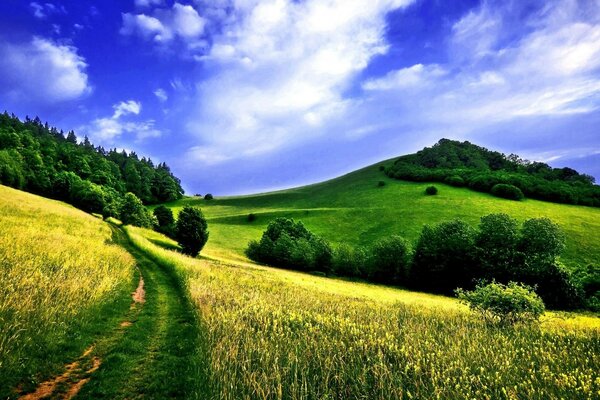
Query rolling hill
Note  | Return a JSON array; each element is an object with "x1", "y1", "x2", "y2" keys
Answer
[{"x1": 161, "y1": 160, "x2": 600, "y2": 270}]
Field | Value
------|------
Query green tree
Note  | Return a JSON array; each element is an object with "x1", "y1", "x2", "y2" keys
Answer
[
  {"x1": 153, "y1": 205, "x2": 175, "y2": 237},
  {"x1": 120, "y1": 192, "x2": 152, "y2": 227},
  {"x1": 369, "y1": 236, "x2": 411, "y2": 284},
  {"x1": 476, "y1": 214, "x2": 519, "y2": 281},
  {"x1": 175, "y1": 206, "x2": 209, "y2": 257}
]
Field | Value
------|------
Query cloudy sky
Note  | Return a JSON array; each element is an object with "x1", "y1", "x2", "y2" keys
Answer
[{"x1": 1, "y1": 0, "x2": 599, "y2": 194}]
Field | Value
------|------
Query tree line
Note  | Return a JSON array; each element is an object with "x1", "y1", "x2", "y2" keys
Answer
[
  {"x1": 246, "y1": 216, "x2": 599, "y2": 311},
  {"x1": 0, "y1": 112, "x2": 184, "y2": 217},
  {"x1": 384, "y1": 139, "x2": 600, "y2": 207}
]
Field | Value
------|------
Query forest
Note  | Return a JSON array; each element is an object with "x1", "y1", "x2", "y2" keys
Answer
[
  {"x1": 0, "y1": 112, "x2": 183, "y2": 216},
  {"x1": 385, "y1": 139, "x2": 600, "y2": 206}
]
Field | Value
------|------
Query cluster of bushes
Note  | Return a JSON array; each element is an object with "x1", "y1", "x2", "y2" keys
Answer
[
  {"x1": 246, "y1": 218, "x2": 333, "y2": 272},
  {"x1": 247, "y1": 215, "x2": 597, "y2": 310},
  {"x1": 152, "y1": 205, "x2": 209, "y2": 257},
  {"x1": 384, "y1": 139, "x2": 600, "y2": 206},
  {"x1": 0, "y1": 113, "x2": 184, "y2": 216}
]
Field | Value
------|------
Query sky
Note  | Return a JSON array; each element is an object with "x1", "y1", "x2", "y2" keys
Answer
[{"x1": 0, "y1": 0, "x2": 599, "y2": 195}]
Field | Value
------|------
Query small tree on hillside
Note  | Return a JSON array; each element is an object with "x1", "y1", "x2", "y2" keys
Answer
[
  {"x1": 175, "y1": 206, "x2": 209, "y2": 257},
  {"x1": 120, "y1": 192, "x2": 152, "y2": 227},
  {"x1": 476, "y1": 213, "x2": 519, "y2": 281},
  {"x1": 369, "y1": 236, "x2": 411, "y2": 284},
  {"x1": 456, "y1": 281, "x2": 545, "y2": 326}
]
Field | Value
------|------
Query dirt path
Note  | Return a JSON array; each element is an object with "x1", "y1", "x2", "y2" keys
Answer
[{"x1": 16, "y1": 225, "x2": 205, "y2": 399}]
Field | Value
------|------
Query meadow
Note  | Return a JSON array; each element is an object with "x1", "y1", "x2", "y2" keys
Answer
[
  {"x1": 127, "y1": 225, "x2": 600, "y2": 400},
  {"x1": 0, "y1": 185, "x2": 135, "y2": 397},
  {"x1": 162, "y1": 162, "x2": 600, "y2": 270}
]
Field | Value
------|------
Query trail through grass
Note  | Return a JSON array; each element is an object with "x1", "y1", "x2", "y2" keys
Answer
[{"x1": 77, "y1": 225, "x2": 207, "y2": 399}]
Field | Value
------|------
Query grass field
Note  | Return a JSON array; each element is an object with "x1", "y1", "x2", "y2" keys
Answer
[
  {"x1": 127, "y1": 225, "x2": 600, "y2": 399},
  {"x1": 0, "y1": 185, "x2": 135, "y2": 397},
  {"x1": 160, "y1": 162, "x2": 600, "y2": 269}
]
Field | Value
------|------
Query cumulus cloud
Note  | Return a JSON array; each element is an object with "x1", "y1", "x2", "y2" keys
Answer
[
  {"x1": 183, "y1": 0, "x2": 415, "y2": 165},
  {"x1": 82, "y1": 100, "x2": 161, "y2": 144},
  {"x1": 0, "y1": 37, "x2": 89, "y2": 103},
  {"x1": 360, "y1": 0, "x2": 600, "y2": 129},
  {"x1": 121, "y1": 3, "x2": 206, "y2": 44}
]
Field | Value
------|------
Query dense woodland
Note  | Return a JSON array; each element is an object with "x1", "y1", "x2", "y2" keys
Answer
[
  {"x1": 385, "y1": 139, "x2": 600, "y2": 206},
  {"x1": 0, "y1": 112, "x2": 183, "y2": 216}
]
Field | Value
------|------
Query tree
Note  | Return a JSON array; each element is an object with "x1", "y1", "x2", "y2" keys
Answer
[
  {"x1": 153, "y1": 205, "x2": 175, "y2": 237},
  {"x1": 490, "y1": 183, "x2": 524, "y2": 201},
  {"x1": 175, "y1": 206, "x2": 209, "y2": 257},
  {"x1": 369, "y1": 236, "x2": 411, "y2": 284},
  {"x1": 475, "y1": 213, "x2": 519, "y2": 281},
  {"x1": 411, "y1": 220, "x2": 476, "y2": 293},
  {"x1": 519, "y1": 218, "x2": 565, "y2": 266},
  {"x1": 120, "y1": 192, "x2": 152, "y2": 227}
]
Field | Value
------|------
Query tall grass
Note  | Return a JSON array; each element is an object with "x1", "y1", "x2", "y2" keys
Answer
[
  {"x1": 127, "y1": 226, "x2": 600, "y2": 400},
  {"x1": 0, "y1": 186, "x2": 134, "y2": 395}
]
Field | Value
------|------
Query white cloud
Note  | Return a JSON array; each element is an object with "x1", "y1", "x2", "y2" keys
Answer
[
  {"x1": 183, "y1": 0, "x2": 415, "y2": 165},
  {"x1": 354, "y1": 0, "x2": 600, "y2": 135},
  {"x1": 121, "y1": 3, "x2": 206, "y2": 44},
  {"x1": 0, "y1": 37, "x2": 89, "y2": 102},
  {"x1": 113, "y1": 100, "x2": 142, "y2": 118},
  {"x1": 154, "y1": 88, "x2": 168, "y2": 101},
  {"x1": 29, "y1": 2, "x2": 66, "y2": 19},
  {"x1": 135, "y1": 0, "x2": 164, "y2": 7},
  {"x1": 82, "y1": 100, "x2": 160, "y2": 143}
]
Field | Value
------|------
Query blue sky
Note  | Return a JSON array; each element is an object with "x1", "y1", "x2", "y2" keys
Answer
[{"x1": 0, "y1": 0, "x2": 599, "y2": 195}]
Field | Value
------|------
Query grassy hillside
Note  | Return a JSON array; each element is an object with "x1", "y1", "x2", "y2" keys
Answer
[
  {"x1": 127, "y1": 225, "x2": 600, "y2": 399},
  {"x1": 0, "y1": 185, "x2": 135, "y2": 397},
  {"x1": 160, "y1": 162, "x2": 600, "y2": 268}
]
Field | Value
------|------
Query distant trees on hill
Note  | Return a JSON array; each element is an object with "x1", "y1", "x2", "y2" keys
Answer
[
  {"x1": 247, "y1": 215, "x2": 596, "y2": 311},
  {"x1": 385, "y1": 139, "x2": 600, "y2": 207},
  {"x1": 0, "y1": 112, "x2": 184, "y2": 216}
]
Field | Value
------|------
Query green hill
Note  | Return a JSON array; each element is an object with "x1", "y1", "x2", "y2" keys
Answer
[{"x1": 162, "y1": 160, "x2": 600, "y2": 270}]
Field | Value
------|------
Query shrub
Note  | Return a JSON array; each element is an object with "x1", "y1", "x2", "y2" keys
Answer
[
  {"x1": 378, "y1": 181, "x2": 386, "y2": 187},
  {"x1": 456, "y1": 282, "x2": 545, "y2": 325},
  {"x1": 204, "y1": 193, "x2": 214, "y2": 200},
  {"x1": 526, "y1": 262, "x2": 583, "y2": 310},
  {"x1": 368, "y1": 236, "x2": 411, "y2": 284},
  {"x1": 248, "y1": 213, "x2": 257, "y2": 222},
  {"x1": 425, "y1": 186, "x2": 438, "y2": 195},
  {"x1": 175, "y1": 206, "x2": 209, "y2": 257},
  {"x1": 411, "y1": 220, "x2": 476, "y2": 293},
  {"x1": 379, "y1": 165, "x2": 385, "y2": 171},
  {"x1": 120, "y1": 192, "x2": 152, "y2": 227},
  {"x1": 491, "y1": 183, "x2": 524, "y2": 201},
  {"x1": 445, "y1": 175, "x2": 465, "y2": 187},
  {"x1": 246, "y1": 218, "x2": 333, "y2": 272}
]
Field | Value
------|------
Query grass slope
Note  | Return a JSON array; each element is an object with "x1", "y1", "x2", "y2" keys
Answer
[
  {"x1": 162, "y1": 162, "x2": 600, "y2": 268},
  {"x1": 0, "y1": 185, "x2": 135, "y2": 398},
  {"x1": 128, "y1": 225, "x2": 600, "y2": 399}
]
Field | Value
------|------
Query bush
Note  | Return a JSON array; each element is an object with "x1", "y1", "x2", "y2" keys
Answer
[
  {"x1": 411, "y1": 220, "x2": 476, "y2": 293},
  {"x1": 246, "y1": 218, "x2": 333, "y2": 272},
  {"x1": 519, "y1": 217, "x2": 565, "y2": 265},
  {"x1": 368, "y1": 236, "x2": 411, "y2": 284},
  {"x1": 425, "y1": 186, "x2": 438, "y2": 195},
  {"x1": 248, "y1": 213, "x2": 257, "y2": 222},
  {"x1": 491, "y1": 183, "x2": 524, "y2": 201},
  {"x1": 456, "y1": 282, "x2": 545, "y2": 325},
  {"x1": 379, "y1": 165, "x2": 385, "y2": 171},
  {"x1": 120, "y1": 192, "x2": 152, "y2": 227},
  {"x1": 204, "y1": 193, "x2": 214, "y2": 200},
  {"x1": 175, "y1": 206, "x2": 209, "y2": 257},
  {"x1": 445, "y1": 175, "x2": 465, "y2": 187},
  {"x1": 378, "y1": 180, "x2": 386, "y2": 187}
]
